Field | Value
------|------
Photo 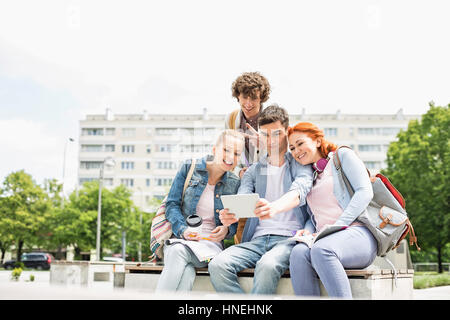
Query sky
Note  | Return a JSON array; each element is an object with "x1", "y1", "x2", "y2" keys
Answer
[{"x1": 0, "y1": 0, "x2": 449, "y2": 194}]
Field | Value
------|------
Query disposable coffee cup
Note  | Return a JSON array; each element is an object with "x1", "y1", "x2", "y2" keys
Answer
[{"x1": 186, "y1": 214, "x2": 203, "y2": 236}]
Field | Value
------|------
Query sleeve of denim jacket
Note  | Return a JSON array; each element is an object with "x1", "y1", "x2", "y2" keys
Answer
[
  {"x1": 165, "y1": 161, "x2": 190, "y2": 238},
  {"x1": 334, "y1": 148, "x2": 374, "y2": 226},
  {"x1": 237, "y1": 162, "x2": 256, "y2": 194},
  {"x1": 287, "y1": 156, "x2": 314, "y2": 207}
]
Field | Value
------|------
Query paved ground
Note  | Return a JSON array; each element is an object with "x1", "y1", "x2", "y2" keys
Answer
[
  {"x1": 412, "y1": 285, "x2": 450, "y2": 300},
  {"x1": 0, "y1": 270, "x2": 448, "y2": 300}
]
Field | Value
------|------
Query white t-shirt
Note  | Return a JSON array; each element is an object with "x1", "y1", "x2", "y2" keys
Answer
[
  {"x1": 195, "y1": 183, "x2": 217, "y2": 235},
  {"x1": 195, "y1": 183, "x2": 223, "y2": 249},
  {"x1": 252, "y1": 162, "x2": 302, "y2": 240}
]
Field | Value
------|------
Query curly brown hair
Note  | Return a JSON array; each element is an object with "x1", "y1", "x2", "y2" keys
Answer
[{"x1": 231, "y1": 72, "x2": 271, "y2": 103}]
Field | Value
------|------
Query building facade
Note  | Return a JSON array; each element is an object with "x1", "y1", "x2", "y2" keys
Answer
[{"x1": 78, "y1": 108, "x2": 419, "y2": 212}]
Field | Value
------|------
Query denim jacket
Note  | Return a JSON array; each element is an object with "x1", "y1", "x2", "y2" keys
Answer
[
  {"x1": 165, "y1": 156, "x2": 241, "y2": 239},
  {"x1": 304, "y1": 147, "x2": 374, "y2": 231},
  {"x1": 238, "y1": 152, "x2": 314, "y2": 243}
]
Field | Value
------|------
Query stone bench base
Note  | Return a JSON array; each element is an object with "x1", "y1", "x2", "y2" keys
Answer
[{"x1": 120, "y1": 265, "x2": 414, "y2": 299}]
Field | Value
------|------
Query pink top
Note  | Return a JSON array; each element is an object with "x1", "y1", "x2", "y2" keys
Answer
[
  {"x1": 195, "y1": 183, "x2": 217, "y2": 234},
  {"x1": 306, "y1": 161, "x2": 362, "y2": 232}
]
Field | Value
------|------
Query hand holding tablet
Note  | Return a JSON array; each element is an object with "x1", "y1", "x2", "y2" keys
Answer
[{"x1": 220, "y1": 194, "x2": 260, "y2": 221}]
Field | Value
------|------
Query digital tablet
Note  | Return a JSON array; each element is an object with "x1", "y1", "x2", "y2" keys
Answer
[{"x1": 220, "y1": 193, "x2": 260, "y2": 219}]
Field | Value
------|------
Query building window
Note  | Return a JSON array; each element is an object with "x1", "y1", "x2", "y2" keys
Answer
[
  {"x1": 204, "y1": 128, "x2": 216, "y2": 136},
  {"x1": 105, "y1": 128, "x2": 115, "y2": 136},
  {"x1": 146, "y1": 145, "x2": 152, "y2": 153},
  {"x1": 180, "y1": 128, "x2": 194, "y2": 136},
  {"x1": 156, "y1": 128, "x2": 177, "y2": 135},
  {"x1": 122, "y1": 128, "x2": 136, "y2": 137},
  {"x1": 121, "y1": 161, "x2": 134, "y2": 170},
  {"x1": 79, "y1": 177, "x2": 96, "y2": 185},
  {"x1": 120, "y1": 178, "x2": 134, "y2": 187},
  {"x1": 105, "y1": 144, "x2": 115, "y2": 152},
  {"x1": 358, "y1": 145, "x2": 382, "y2": 152},
  {"x1": 358, "y1": 128, "x2": 379, "y2": 135},
  {"x1": 156, "y1": 144, "x2": 174, "y2": 152},
  {"x1": 381, "y1": 127, "x2": 401, "y2": 136},
  {"x1": 146, "y1": 179, "x2": 151, "y2": 187},
  {"x1": 358, "y1": 127, "x2": 402, "y2": 136},
  {"x1": 80, "y1": 161, "x2": 103, "y2": 169},
  {"x1": 81, "y1": 145, "x2": 102, "y2": 152},
  {"x1": 364, "y1": 161, "x2": 382, "y2": 169},
  {"x1": 146, "y1": 161, "x2": 151, "y2": 169},
  {"x1": 122, "y1": 145, "x2": 135, "y2": 153},
  {"x1": 180, "y1": 144, "x2": 205, "y2": 153},
  {"x1": 323, "y1": 128, "x2": 338, "y2": 136},
  {"x1": 156, "y1": 178, "x2": 173, "y2": 186},
  {"x1": 82, "y1": 128, "x2": 103, "y2": 136},
  {"x1": 157, "y1": 161, "x2": 176, "y2": 169}
]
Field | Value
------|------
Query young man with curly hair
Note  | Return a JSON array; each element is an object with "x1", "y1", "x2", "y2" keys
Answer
[
  {"x1": 225, "y1": 71, "x2": 271, "y2": 179},
  {"x1": 210, "y1": 105, "x2": 313, "y2": 295}
]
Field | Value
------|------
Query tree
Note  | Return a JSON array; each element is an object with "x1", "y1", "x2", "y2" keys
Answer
[
  {"x1": 382, "y1": 102, "x2": 450, "y2": 272},
  {"x1": 0, "y1": 170, "x2": 51, "y2": 261},
  {"x1": 55, "y1": 181, "x2": 145, "y2": 260}
]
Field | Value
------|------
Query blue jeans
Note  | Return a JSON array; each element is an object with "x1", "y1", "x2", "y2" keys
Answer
[
  {"x1": 289, "y1": 226, "x2": 377, "y2": 299},
  {"x1": 155, "y1": 243, "x2": 208, "y2": 292},
  {"x1": 208, "y1": 235, "x2": 295, "y2": 294}
]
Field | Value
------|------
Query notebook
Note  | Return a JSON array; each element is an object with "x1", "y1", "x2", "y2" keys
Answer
[
  {"x1": 289, "y1": 224, "x2": 348, "y2": 248},
  {"x1": 165, "y1": 239, "x2": 223, "y2": 262}
]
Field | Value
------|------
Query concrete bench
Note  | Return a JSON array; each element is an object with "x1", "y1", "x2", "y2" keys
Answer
[
  {"x1": 50, "y1": 260, "x2": 139, "y2": 289},
  {"x1": 118, "y1": 264, "x2": 414, "y2": 299}
]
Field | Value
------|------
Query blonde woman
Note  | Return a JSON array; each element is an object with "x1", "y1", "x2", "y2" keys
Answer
[{"x1": 155, "y1": 130, "x2": 245, "y2": 292}]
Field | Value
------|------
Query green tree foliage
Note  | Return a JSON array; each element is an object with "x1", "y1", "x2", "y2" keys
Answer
[
  {"x1": 50, "y1": 181, "x2": 148, "y2": 260},
  {"x1": 382, "y1": 103, "x2": 450, "y2": 272},
  {"x1": 1, "y1": 171, "x2": 157, "y2": 262},
  {"x1": 0, "y1": 170, "x2": 51, "y2": 261}
]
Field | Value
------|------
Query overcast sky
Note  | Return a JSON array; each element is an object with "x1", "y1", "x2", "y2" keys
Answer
[{"x1": 0, "y1": 0, "x2": 449, "y2": 193}]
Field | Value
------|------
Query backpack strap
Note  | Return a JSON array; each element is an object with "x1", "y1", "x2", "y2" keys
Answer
[
  {"x1": 333, "y1": 145, "x2": 371, "y2": 180},
  {"x1": 228, "y1": 109, "x2": 240, "y2": 129},
  {"x1": 181, "y1": 158, "x2": 196, "y2": 202},
  {"x1": 332, "y1": 146, "x2": 355, "y2": 196}
]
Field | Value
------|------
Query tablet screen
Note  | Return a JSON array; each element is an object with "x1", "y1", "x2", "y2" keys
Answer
[{"x1": 220, "y1": 193, "x2": 260, "y2": 219}]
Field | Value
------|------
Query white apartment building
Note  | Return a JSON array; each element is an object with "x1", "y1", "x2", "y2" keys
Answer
[{"x1": 78, "y1": 108, "x2": 419, "y2": 212}]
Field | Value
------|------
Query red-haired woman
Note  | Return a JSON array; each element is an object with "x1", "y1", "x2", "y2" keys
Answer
[{"x1": 255, "y1": 122, "x2": 377, "y2": 299}]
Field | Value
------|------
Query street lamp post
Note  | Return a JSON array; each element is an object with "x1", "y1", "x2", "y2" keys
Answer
[
  {"x1": 96, "y1": 156, "x2": 115, "y2": 262},
  {"x1": 137, "y1": 187, "x2": 143, "y2": 262},
  {"x1": 61, "y1": 137, "x2": 74, "y2": 208}
]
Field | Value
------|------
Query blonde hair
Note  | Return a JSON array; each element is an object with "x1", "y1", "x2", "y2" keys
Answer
[{"x1": 215, "y1": 129, "x2": 245, "y2": 146}]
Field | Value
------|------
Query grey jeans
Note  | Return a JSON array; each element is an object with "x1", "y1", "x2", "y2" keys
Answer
[
  {"x1": 155, "y1": 243, "x2": 208, "y2": 292},
  {"x1": 289, "y1": 226, "x2": 377, "y2": 299}
]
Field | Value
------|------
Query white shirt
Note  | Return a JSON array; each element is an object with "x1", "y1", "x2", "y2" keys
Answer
[
  {"x1": 195, "y1": 183, "x2": 217, "y2": 235},
  {"x1": 195, "y1": 183, "x2": 223, "y2": 249},
  {"x1": 252, "y1": 162, "x2": 302, "y2": 239}
]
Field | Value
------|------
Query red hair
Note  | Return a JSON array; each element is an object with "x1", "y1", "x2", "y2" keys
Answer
[{"x1": 288, "y1": 122, "x2": 337, "y2": 158}]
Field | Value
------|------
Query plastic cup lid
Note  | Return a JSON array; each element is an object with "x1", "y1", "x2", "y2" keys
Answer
[{"x1": 186, "y1": 214, "x2": 202, "y2": 227}]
